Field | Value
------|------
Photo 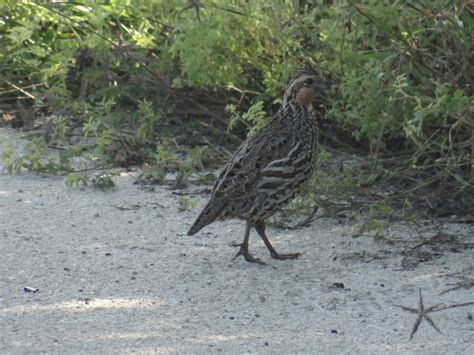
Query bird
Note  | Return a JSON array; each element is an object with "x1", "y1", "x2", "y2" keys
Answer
[{"x1": 187, "y1": 66, "x2": 332, "y2": 264}]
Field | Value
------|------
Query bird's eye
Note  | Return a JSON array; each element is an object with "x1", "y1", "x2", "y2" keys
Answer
[{"x1": 304, "y1": 78, "x2": 314, "y2": 85}]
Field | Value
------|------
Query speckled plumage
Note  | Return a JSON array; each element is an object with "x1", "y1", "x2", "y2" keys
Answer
[{"x1": 188, "y1": 67, "x2": 331, "y2": 263}]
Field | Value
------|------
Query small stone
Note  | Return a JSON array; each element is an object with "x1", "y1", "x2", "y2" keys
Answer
[
  {"x1": 24, "y1": 286, "x2": 39, "y2": 293},
  {"x1": 329, "y1": 282, "x2": 345, "y2": 290}
]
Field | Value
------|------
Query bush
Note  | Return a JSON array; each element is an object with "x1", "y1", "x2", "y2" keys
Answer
[{"x1": 1, "y1": 0, "x2": 472, "y2": 215}]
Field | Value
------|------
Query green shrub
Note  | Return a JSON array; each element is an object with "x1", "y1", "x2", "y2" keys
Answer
[{"x1": 1, "y1": 0, "x2": 472, "y2": 215}]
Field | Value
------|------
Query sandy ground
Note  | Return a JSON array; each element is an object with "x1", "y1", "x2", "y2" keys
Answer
[{"x1": 1, "y1": 127, "x2": 473, "y2": 354}]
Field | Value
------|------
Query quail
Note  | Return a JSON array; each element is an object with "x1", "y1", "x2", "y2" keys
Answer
[{"x1": 188, "y1": 67, "x2": 332, "y2": 263}]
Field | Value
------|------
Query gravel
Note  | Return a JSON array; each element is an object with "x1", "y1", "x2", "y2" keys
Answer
[{"x1": 1, "y1": 128, "x2": 473, "y2": 354}]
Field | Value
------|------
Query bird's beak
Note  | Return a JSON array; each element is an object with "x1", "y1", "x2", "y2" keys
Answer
[{"x1": 315, "y1": 78, "x2": 333, "y2": 90}]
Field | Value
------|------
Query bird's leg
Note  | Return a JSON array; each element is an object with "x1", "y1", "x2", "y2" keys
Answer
[
  {"x1": 255, "y1": 221, "x2": 301, "y2": 260},
  {"x1": 232, "y1": 221, "x2": 265, "y2": 264}
]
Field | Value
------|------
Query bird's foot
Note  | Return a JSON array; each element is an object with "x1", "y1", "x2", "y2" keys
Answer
[
  {"x1": 231, "y1": 243, "x2": 265, "y2": 265},
  {"x1": 270, "y1": 251, "x2": 301, "y2": 260}
]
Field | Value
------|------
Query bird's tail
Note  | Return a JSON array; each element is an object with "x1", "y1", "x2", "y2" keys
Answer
[{"x1": 187, "y1": 199, "x2": 226, "y2": 236}]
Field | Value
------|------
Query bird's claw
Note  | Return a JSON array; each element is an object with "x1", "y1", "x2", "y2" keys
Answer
[
  {"x1": 270, "y1": 252, "x2": 301, "y2": 260},
  {"x1": 232, "y1": 243, "x2": 265, "y2": 265}
]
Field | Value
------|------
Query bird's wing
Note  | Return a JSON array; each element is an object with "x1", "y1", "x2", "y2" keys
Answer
[{"x1": 211, "y1": 115, "x2": 300, "y2": 200}]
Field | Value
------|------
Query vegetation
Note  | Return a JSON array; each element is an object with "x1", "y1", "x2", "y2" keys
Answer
[{"x1": 1, "y1": 1, "x2": 473, "y2": 219}]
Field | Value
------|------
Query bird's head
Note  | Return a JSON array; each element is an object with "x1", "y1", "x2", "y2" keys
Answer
[{"x1": 284, "y1": 66, "x2": 332, "y2": 107}]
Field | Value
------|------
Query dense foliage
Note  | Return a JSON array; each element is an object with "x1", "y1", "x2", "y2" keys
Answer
[{"x1": 1, "y1": 1, "x2": 473, "y2": 217}]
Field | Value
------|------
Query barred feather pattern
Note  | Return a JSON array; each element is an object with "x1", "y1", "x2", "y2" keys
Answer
[{"x1": 187, "y1": 97, "x2": 318, "y2": 236}]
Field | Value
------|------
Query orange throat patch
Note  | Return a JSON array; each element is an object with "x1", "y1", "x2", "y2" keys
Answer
[{"x1": 295, "y1": 87, "x2": 315, "y2": 107}]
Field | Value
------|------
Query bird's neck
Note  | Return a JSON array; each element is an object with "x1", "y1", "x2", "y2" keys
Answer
[{"x1": 282, "y1": 97, "x2": 313, "y2": 116}]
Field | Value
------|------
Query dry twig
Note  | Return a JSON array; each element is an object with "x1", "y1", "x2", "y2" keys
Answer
[{"x1": 396, "y1": 288, "x2": 474, "y2": 340}]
